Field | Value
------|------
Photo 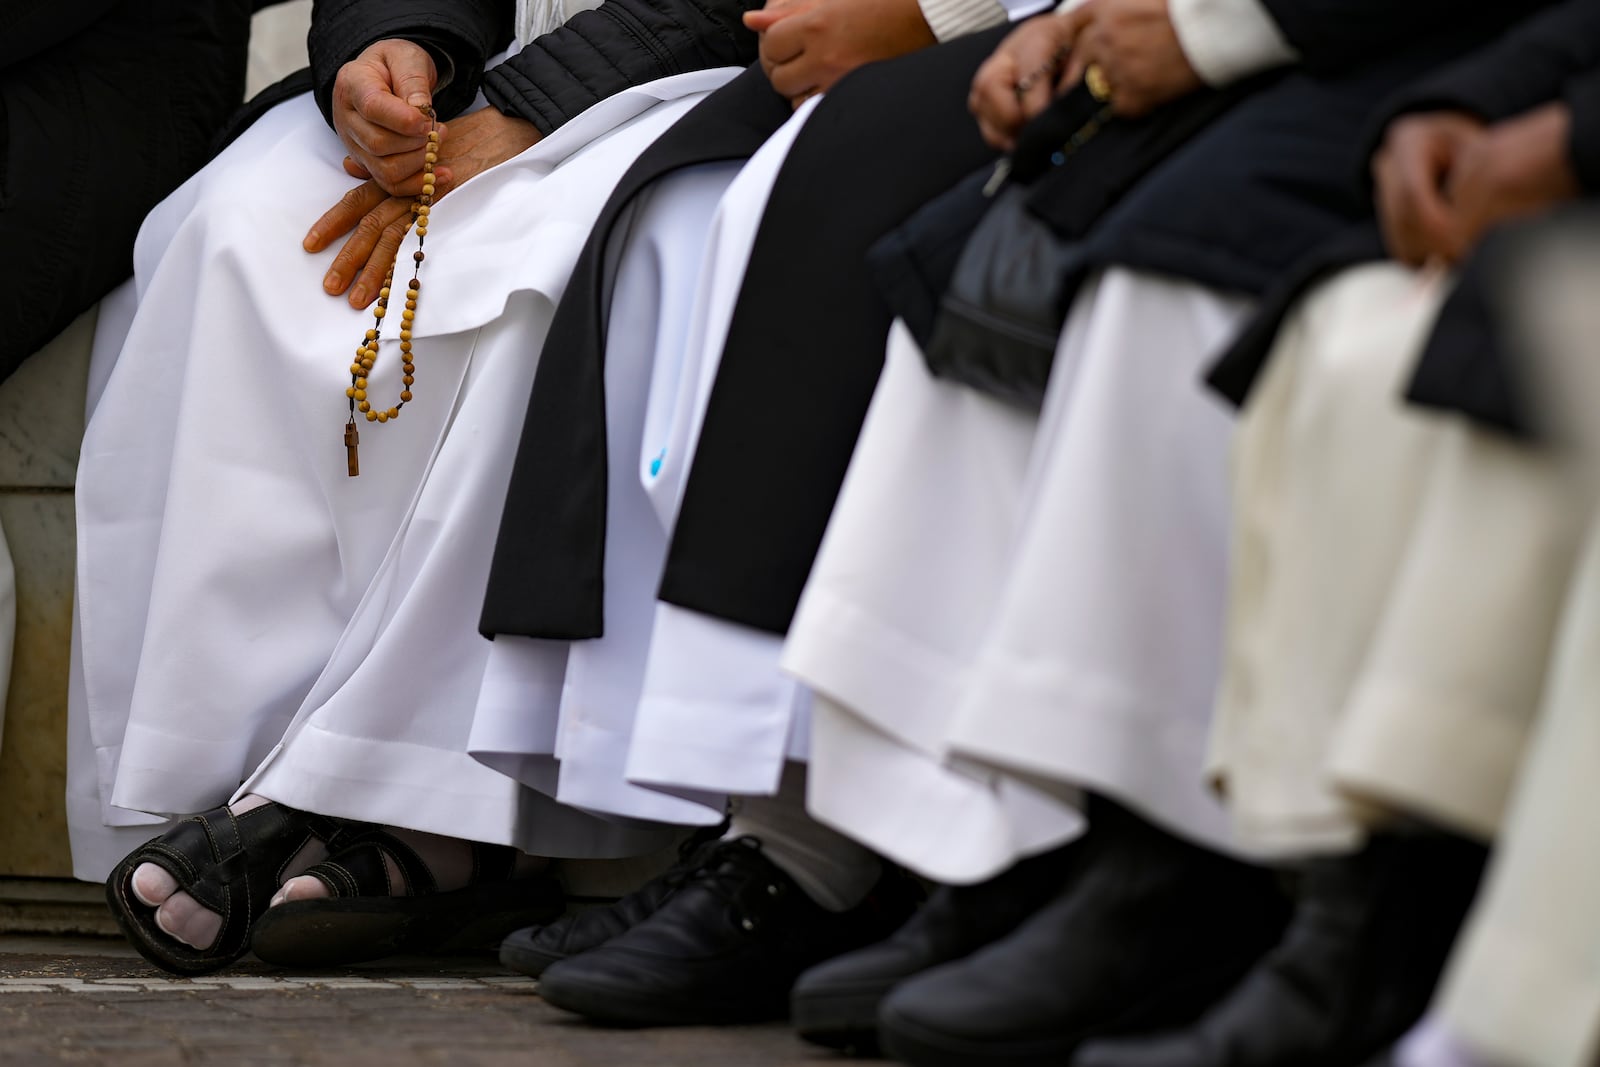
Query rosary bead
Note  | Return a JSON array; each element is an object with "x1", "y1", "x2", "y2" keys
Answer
[{"x1": 341, "y1": 104, "x2": 437, "y2": 474}]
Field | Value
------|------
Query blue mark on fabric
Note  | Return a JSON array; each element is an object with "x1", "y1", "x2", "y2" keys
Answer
[{"x1": 649, "y1": 448, "x2": 667, "y2": 478}]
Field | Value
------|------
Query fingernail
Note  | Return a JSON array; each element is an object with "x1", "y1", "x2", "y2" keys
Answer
[
  {"x1": 407, "y1": 92, "x2": 430, "y2": 109},
  {"x1": 303, "y1": 231, "x2": 320, "y2": 251},
  {"x1": 323, "y1": 270, "x2": 342, "y2": 292},
  {"x1": 350, "y1": 285, "x2": 367, "y2": 306}
]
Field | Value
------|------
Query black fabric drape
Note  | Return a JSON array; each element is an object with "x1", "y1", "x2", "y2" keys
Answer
[
  {"x1": 481, "y1": 64, "x2": 792, "y2": 638},
  {"x1": 654, "y1": 29, "x2": 1007, "y2": 635},
  {"x1": 2, "y1": 0, "x2": 252, "y2": 377}
]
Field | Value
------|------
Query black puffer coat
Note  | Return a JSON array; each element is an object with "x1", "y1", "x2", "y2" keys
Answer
[
  {"x1": 3, "y1": 1, "x2": 253, "y2": 376},
  {"x1": 307, "y1": 0, "x2": 759, "y2": 134}
]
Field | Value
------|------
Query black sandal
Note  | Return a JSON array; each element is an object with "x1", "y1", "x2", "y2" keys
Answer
[
  {"x1": 248, "y1": 828, "x2": 564, "y2": 966},
  {"x1": 105, "y1": 802, "x2": 347, "y2": 976}
]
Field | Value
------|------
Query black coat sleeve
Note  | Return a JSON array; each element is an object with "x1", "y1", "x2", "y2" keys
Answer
[
  {"x1": 309, "y1": 0, "x2": 516, "y2": 125},
  {"x1": 0, "y1": 0, "x2": 124, "y2": 69},
  {"x1": 1261, "y1": 0, "x2": 1558, "y2": 74},
  {"x1": 482, "y1": 0, "x2": 761, "y2": 136},
  {"x1": 1568, "y1": 67, "x2": 1600, "y2": 191},
  {"x1": 1370, "y1": 0, "x2": 1600, "y2": 127}
]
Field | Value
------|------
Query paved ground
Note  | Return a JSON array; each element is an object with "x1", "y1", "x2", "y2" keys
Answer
[{"x1": 0, "y1": 936, "x2": 866, "y2": 1066}]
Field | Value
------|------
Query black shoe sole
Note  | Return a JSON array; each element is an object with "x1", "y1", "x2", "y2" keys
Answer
[
  {"x1": 791, "y1": 983, "x2": 889, "y2": 1054},
  {"x1": 251, "y1": 879, "x2": 563, "y2": 966},
  {"x1": 498, "y1": 933, "x2": 567, "y2": 978},
  {"x1": 536, "y1": 970, "x2": 788, "y2": 1028},
  {"x1": 878, "y1": 1002, "x2": 1077, "y2": 1067}
]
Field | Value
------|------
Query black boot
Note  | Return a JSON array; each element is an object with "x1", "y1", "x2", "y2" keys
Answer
[
  {"x1": 1071, "y1": 833, "x2": 1487, "y2": 1067},
  {"x1": 878, "y1": 800, "x2": 1291, "y2": 1067},
  {"x1": 791, "y1": 843, "x2": 1082, "y2": 1051},
  {"x1": 499, "y1": 823, "x2": 725, "y2": 977},
  {"x1": 536, "y1": 836, "x2": 920, "y2": 1026}
]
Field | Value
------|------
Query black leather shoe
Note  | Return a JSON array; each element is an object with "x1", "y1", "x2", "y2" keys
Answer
[
  {"x1": 499, "y1": 824, "x2": 726, "y2": 978},
  {"x1": 878, "y1": 799, "x2": 1292, "y2": 1067},
  {"x1": 536, "y1": 836, "x2": 919, "y2": 1026},
  {"x1": 1070, "y1": 834, "x2": 1487, "y2": 1067},
  {"x1": 791, "y1": 843, "x2": 1082, "y2": 1051}
]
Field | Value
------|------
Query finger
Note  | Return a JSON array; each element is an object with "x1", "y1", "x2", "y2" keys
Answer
[
  {"x1": 970, "y1": 59, "x2": 1026, "y2": 149},
  {"x1": 744, "y1": 8, "x2": 787, "y2": 32},
  {"x1": 366, "y1": 145, "x2": 438, "y2": 197},
  {"x1": 348, "y1": 213, "x2": 415, "y2": 309},
  {"x1": 385, "y1": 49, "x2": 437, "y2": 112},
  {"x1": 340, "y1": 109, "x2": 431, "y2": 161},
  {"x1": 343, "y1": 156, "x2": 372, "y2": 180},
  {"x1": 327, "y1": 199, "x2": 415, "y2": 304},
  {"x1": 760, "y1": 16, "x2": 807, "y2": 69},
  {"x1": 745, "y1": 0, "x2": 810, "y2": 29},
  {"x1": 768, "y1": 49, "x2": 823, "y2": 102},
  {"x1": 305, "y1": 181, "x2": 389, "y2": 255},
  {"x1": 1375, "y1": 154, "x2": 1432, "y2": 267}
]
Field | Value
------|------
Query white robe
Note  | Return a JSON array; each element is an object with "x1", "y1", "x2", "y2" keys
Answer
[
  {"x1": 784, "y1": 270, "x2": 1256, "y2": 884},
  {"x1": 68, "y1": 70, "x2": 740, "y2": 882},
  {"x1": 468, "y1": 98, "x2": 824, "y2": 825}
]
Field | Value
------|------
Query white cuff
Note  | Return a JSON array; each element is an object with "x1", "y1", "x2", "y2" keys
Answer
[
  {"x1": 917, "y1": 0, "x2": 1010, "y2": 42},
  {"x1": 1167, "y1": 0, "x2": 1298, "y2": 87}
]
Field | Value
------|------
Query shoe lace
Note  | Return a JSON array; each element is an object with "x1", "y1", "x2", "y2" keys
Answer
[{"x1": 672, "y1": 837, "x2": 779, "y2": 920}]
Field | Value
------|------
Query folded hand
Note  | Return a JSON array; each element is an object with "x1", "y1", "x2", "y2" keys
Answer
[{"x1": 304, "y1": 107, "x2": 543, "y2": 308}]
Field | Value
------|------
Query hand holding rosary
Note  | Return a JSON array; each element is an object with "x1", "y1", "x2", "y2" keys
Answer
[{"x1": 344, "y1": 107, "x2": 439, "y2": 477}]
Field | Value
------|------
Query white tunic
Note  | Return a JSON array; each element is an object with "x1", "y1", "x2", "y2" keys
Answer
[
  {"x1": 469, "y1": 99, "x2": 825, "y2": 825},
  {"x1": 784, "y1": 270, "x2": 1257, "y2": 884},
  {"x1": 68, "y1": 70, "x2": 740, "y2": 882}
]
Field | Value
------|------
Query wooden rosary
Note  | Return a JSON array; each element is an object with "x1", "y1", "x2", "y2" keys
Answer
[{"x1": 344, "y1": 110, "x2": 439, "y2": 477}]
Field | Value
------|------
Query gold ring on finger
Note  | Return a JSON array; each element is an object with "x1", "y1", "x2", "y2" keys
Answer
[{"x1": 1085, "y1": 63, "x2": 1113, "y2": 103}]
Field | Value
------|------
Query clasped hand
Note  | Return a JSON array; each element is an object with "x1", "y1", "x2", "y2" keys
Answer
[
  {"x1": 307, "y1": 40, "x2": 542, "y2": 308},
  {"x1": 1374, "y1": 104, "x2": 1580, "y2": 268},
  {"x1": 746, "y1": 0, "x2": 936, "y2": 108},
  {"x1": 969, "y1": 0, "x2": 1201, "y2": 151}
]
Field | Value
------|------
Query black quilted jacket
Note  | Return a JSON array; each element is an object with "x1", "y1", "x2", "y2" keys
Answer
[{"x1": 307, "y1": 0, "x2": 760, "y2": 136}]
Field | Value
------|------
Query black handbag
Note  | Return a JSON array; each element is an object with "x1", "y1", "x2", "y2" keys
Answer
[{"x1": 869, "y1": 80, "x2": 1255, "y2": 410}]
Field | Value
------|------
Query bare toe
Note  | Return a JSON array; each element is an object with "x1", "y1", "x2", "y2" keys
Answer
[
  {"x1": 271, "y1": 875, "x2": 332, "y2": 908},
  {"x1": 131, "y1": 863, "x2": 180, "y2": 908},
  {"x1": 154, "y1": 891, "x2": 223, "y2": 951}
]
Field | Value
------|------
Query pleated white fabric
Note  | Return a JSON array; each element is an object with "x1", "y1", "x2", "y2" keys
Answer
[
  {"x1": 784, "y1": 269, "x2": 1255, "y2": 885},
  {"x1": 68, "y1": 71, "x2": 739, "y2": 881},
  {"x1": 1437, "y1": 512, "x2": 1600, "y2": 1067},
  {"x1": 1212, "y1": 263, "x2": 1590, "y2": 856},
  {"x1": 468, "y1": 100, "x2": 824, "y2": 824}
]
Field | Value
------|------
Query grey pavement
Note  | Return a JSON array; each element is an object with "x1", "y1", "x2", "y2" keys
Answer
[{"x1": 0, "y1": 936, "x2": 869, "y2": 1066}]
